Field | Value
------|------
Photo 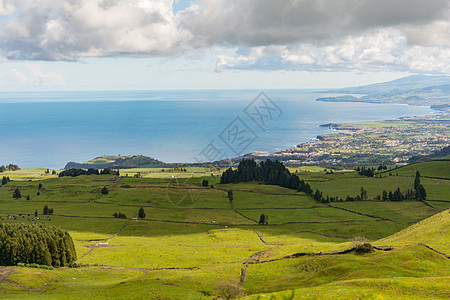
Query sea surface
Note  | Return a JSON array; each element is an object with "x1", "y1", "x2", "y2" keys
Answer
[{"x1": 0, "y1": 90, "x2": 435, "y2": 169}]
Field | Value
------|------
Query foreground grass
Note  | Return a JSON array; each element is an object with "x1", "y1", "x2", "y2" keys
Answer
[{"x1": 0, "y1": 160, "x2": 449, "y2": 299}]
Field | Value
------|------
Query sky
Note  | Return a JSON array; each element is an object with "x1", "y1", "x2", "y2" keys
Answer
[{"x1": 0, "y1": 0, "x2": 449, "y2": 91}]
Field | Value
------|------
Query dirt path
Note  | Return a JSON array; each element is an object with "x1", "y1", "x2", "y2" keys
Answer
[
  {"x1": 104, "y1": 213, "x2": 137, "y2": 242},
  {"x1": 0, "y1": 267, "x2": 15, "y2": 285},
  {"x1": 80, "y1": 211, "x2": 138, "y2": 259},
  {"x1": 239, "y1": 264, "x2": 248, "y2": 285}
]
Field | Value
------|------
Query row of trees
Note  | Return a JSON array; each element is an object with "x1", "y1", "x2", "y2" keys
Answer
[
  {"x1": 113, "y1": 207, "x2": 146, "y2": 219},
  {"x1": 112, "y1": 212, "x2": 127, "y2": 218},
  {"x1": 312, "y1": 172, "x2": 426, "y2": 203},
  {"x1": 43, "y1": 205, "x2": 54, "y2": 215},
  {"x1": 221, "y1": 159, "x2": 313, "y2": 194},
  {"x1": 59, "y1": 168, "x2": 119, "y2": 177},
  {"x1": 44, "y1": 169, "x2": 57, "y2": 175},
  {"x1": 357, "y1": 167, "x2": 375, "y2": 177},
  {"x1": 0, "y1": 164, "x2": 20, "y2": 172},
  {"x1": 222, "y1": 159, "x2": 427, "y2": 204},
  {"x1": 0, "y1": 223, "x2": 76, "y2": 267},
  {"x1": 258, "y1": 214, "x2": 269, "y2": 225}
]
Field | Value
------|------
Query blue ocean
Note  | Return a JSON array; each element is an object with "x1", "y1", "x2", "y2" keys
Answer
[{"x1": 0, "y1": 90, "x2": 434, "y2": 168}]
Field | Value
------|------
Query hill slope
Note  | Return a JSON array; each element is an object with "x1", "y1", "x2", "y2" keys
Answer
[
  {"x1": 375, "y1": 209, "x2": 449, "y2": 255},
  {"x1": 325, "y1": 74, "x2": 450, "y2": 94},
  {"x1": 317, "y1": 75, "x2": 450, "y2": 107},
  {"x1": 64, "y1": 155, "x2": 168, "y2": 169},
  {"x1": 409, "y1": 146, "x2": 450, "y2": 163}
]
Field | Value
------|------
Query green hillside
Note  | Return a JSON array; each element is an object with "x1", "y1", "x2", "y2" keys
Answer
[
  {"x1": 244, "y1": 209, "x2": 449, "y2": 299},
  {"x1": 0, "y1": 160, "x2": 448, "y2": 299},
  {"x1": 375, "y1": 209, "x2": 449, "y2": 254},
  {"x1": 64, "y1": 155, "x2": 168, "y2": 169}
]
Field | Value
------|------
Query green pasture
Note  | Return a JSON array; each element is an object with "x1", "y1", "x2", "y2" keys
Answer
[{"x1": 0, "y1": 160, "x2": 449, "y2": 299}]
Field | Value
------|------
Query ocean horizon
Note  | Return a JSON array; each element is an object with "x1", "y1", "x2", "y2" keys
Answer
[{"x1": 0, "y1": 90, "x2": 435, "y2": 169}]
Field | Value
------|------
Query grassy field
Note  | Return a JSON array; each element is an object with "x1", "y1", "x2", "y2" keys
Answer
[{"x1": 0, "y1": 160, "x2": 449, "y2": 299}]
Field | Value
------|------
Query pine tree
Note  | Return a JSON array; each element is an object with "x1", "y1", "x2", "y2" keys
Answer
[
  {"x1": 227, "y1": 190, "x2": 233, "y2": 203},
  {"x1": 360, "y1": 187, "x2": 367, "y2": 200},
  {"x1": 101, "y1": 186, "x2": 109, "y2": 195},
  {"x1": 13, "y1": 188, "x2": 21, "y2": 199},
  {"x1": 138, "y1": 207, "x2": 146, "y2": 219},
  {"x1": 258, "y1": 214, "x2": 266, "y2": 225},
  {"x1": 382, "y1": 190, "x2": 388, "y2": 201},
  {"x1": 413, "y1": 170, "x2": 427, "y2": 200},
  {"x1": 414, "y1": 171, "x2": 421, "y2": 190}
]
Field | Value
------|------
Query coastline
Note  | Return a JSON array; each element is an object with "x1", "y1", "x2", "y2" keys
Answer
[
  {"x1": 226, "y1": 113, "x2": 449, "y2": 167},
  {"x1": 315, "y1": 96, "x2": 449, "y2": 113}
]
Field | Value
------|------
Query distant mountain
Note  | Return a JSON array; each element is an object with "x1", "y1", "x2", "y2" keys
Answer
[
  {"x1": 324, "y1": 75, "x2": 450, "y2": 94},
  {"x1": 64, "y1": 155, "x2": 168, "y2": 169},
  {"x1": 317, "y1": 75, "x2": 450, "y2": 108}
]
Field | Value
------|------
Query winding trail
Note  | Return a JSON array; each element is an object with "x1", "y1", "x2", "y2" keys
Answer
[{"x1": 81, "y1": 211, "x2": 138, "y2": 259}]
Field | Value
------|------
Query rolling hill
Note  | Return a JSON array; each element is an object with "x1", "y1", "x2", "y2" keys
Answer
[{"x1": 64, "y1": 155, "x2": 168, "y2": 170}]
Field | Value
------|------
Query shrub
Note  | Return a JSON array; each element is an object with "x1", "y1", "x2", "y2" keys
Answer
[
  {"x1": 355, "y1": 243, "x2": 374, "y2": 255},
  {"x1": 138, "y1": 207, "x2": 146, "y2": 219},
  {"x1": 13, "y1": 188, "x2": 21, "y2": 199},
  {"x1": 101, "y1": 187, "x2": 109, "y2": 195},
  {"x1": 214, "y1": 280, "x2": 243, "y2": 299}
]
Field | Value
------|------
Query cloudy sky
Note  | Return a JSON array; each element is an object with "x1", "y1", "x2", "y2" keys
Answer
[{"x1": 0, "y1": 0, "x2": 449, "y2": 91}]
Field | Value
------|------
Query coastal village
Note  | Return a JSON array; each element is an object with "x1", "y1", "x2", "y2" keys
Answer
[{"x1": 248, "y1": 115, "x2": 449, "y2": 166}]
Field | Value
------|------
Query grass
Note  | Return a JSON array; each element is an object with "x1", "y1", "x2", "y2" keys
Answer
[
  {"x1": 242, "y1": 245, "x2": 449, "y2": 296},
  {"x1": 0, "y1": 160, "x2": 449, "y2": 299},
  {"x1": 375, "y1": 209, "x2": 449, "y2": 254}
]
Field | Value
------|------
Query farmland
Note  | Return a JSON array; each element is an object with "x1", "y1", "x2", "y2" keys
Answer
[
  {"x1": 0, "y1": 159, "x2": 449, "y2": 299},
  {"x1": 243, "y1": 115, "x2": 450, "y2": 166}
]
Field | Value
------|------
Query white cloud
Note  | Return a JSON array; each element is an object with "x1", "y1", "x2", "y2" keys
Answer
[
  {"x1": 9, "y1": 64, "x2": 65, "y2": 86},
  {"x1": 216, "y1": 28, "x2": 450, "y2": 73},
  {"x1": 0, "y1": 0, "x2": 187, "y2": 60},
  {"x1": 179, "y1": 0, "x2": 449, "y2": 47},
  {"x1": 0, "y1": 0, "x2": 449, "y2": 74},
  {"x1": 0, "y1": 0, "x2": 15, "y2": 17},
  {"x1": 404, "y1": 21, "x2": 450, "y2": 47}
]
